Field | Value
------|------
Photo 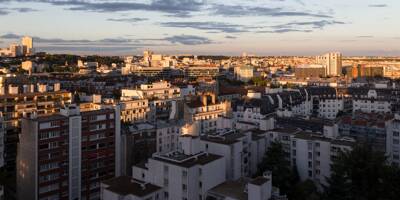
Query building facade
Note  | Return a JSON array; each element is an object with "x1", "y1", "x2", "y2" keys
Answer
[{"x1": 17, "y1": 104, "x2": 121, "y2": 200}]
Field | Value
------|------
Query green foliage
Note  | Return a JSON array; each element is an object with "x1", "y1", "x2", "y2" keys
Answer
[
  {"x1": 289, "y1": 180, "x2": 322, "y2": 200},
  {"x1": 323, "y1": 144, "x2": 400, "y2": 200},
  {"x1": 250, "y1": 76, "x2": 270, "y2": 86},
  {"x1": 256, "y1": 141, "x2": 298, "y2": 195}
]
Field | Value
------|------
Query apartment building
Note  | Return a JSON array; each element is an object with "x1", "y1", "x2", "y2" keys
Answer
[
  {"x1": 0, "y1": 82, "x2": 71, "y2": 128},
  {"x1": 184, "y1": 66, "x2": 220, "y2": 79},
  {"x1": 388, "y1": 113, "x2": 400, "y2": 166},
  {"x1": 316, "y1": 52, "x2": 342, "y2": 77},
  {"x1": 121, "y1": 123, "x2": 157, "y2": 176},
  {"x1": 350, "y1": 89, "x2": 392, "y2": 113},
  {"x1": 0, "y1": 82, "x2": 71, "y2": 172},
  {"x1": 338, "y1": 112, "x2": 393, "y2": 152},
  {"x1": 17, "y1": 104, "x2": 121, "y2": 200},
  {"x1": 307, "y1": 87, "x2": 350, "y2": 119},
  {"x1": 120, "y1": 99, "x2": 152, "y2": 123},
  {"x1": 156, "y1": 120, "x2": 184, "y2": 154},
  {"x1": 267, "y1": 128, "x2": 354, "y2": 186},
  {"x1": 122, "y1": 81, "x2": 182, "y2": 121},
  {"x1": 233, "y1": 94, "x2": 276, "y2": 131},
  {"x1": 129, "y1": 66, "x2": 172, "y2": 79},
  {"x1": 132, "y1": 150, "x2": 225, "y2": 200},
  {"x1": 0, "y1": 115, "x2": 4, "y2": 171},
  {"x1": 234, "y1": 65, "x2": 254, "y2": 82},
  {"x1": 199, "y1": 129, "x2": 251, "y2": 180},
  {"x1": 184, "y1": 93, "x2": 231, "y2": 134},
  {"x1": 291, "y1": 132, "x2": 353, "y2": 186},
  {"x1": 0, "y1": 115, "x2": 4, "y2": 200}
]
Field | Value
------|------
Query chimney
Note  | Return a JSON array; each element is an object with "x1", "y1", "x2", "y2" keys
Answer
[
  {"x1": 201, "y1": 95, "x2": 208, "y2": 106},
  {"x1": 211, "y1": 93, "x2": 216, "y2": 104}
]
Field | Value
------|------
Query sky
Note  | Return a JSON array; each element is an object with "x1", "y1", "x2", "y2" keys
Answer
[{"x1": 0, "y1": 0, "x2": 399, "y2": 56}]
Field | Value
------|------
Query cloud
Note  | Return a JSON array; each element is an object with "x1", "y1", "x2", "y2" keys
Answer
[
  {"x1": 37, "y1": 46, "x2": 139, "y2": 53},
  {"x1": 357, "y1": 36, "x2": 374, "y2": 38},
  {"x1": 0, "y1": 33, "x2": 21, "y2": 39},
  {"x1": 0, "y1": 8, "x2": 10, "y2": 15},
  {"x1": 161, "y1": 21, "x2": 258, "y2": 33},
  {"x1": 368, "y1": 4, "x2": 388, "y2": 8},
  {"x1": 254, "y1": 20, "x2": 344, "y2": 34},
  {"x1": 4, "y1": 0, "x2": 206, "y2": 17},
  {"x1": 257, "y1": 29, "x2": 312, "y2": 33},
  {"x1": 225, "y1": 36, "x2": 237, "y2": 39},
  {"x1": 0, "y1": 6, "x2": 38, "y2": 15},
  {"x1": 164, "y1": 35, "x2": 212, "y2": 45},
  {"x1": 272, "y1": 20, "x2": 345, "y2": 29},
  {"x1": 0, "y1": 33, "x2": 136, "y2": 44},
  {"x1": 11, "y1": 7, "x2": 39, "y2": 12},
  {"x1": 211, "y1": 4, "x2": 331, "y2": 18},
  {"x1": 1, "y1": 32, "x2": 211, "y2": 49},
  {"x1": 107, "y1": 17, "x2": 148, "y2": 23}
]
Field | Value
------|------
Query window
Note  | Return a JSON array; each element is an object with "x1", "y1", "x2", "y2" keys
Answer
[
  {"x1": 308, "y1": 143, "x2": 313, "y2": 150},
  {"x1": 163, "y1": 178, "x2": 168, "y2": 187},
  {"x1": 394, "y1": 132, "x2": 400, "y2": 137},
  {"x1": 182, "y1": 170, "x2": 187, "y2": 178},
  {"x1": 164, "y1": 165, "x2": 169, "y2": 173},
  {"x1": 50, "y1": 121, "x2": 60, "y2": 127},
  {"x1": 394, "y1": 139, "x2": 400, "y2": 145}
]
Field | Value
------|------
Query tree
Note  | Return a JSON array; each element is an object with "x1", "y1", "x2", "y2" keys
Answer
[
  {"x1": 256, "y1": 141, "x2": 298, "y2": 195},
  {"x1": 324, "y1": 143, "x2": 400, "y2": 200},
  {"x1": 289, "y1": 180, "x2": 322, "y2": 200}
]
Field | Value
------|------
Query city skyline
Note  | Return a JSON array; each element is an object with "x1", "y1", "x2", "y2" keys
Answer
[{"x1": 0, "y1": 0, "x2": 399, "y2": 56}]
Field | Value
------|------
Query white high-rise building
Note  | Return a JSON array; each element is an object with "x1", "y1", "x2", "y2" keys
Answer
[
  {"x1": 22, "y1": 36, "x2": 34, "y2": 55},
  {"x1": 316, "y1": 52, "x2": 342, "y2": 76}
]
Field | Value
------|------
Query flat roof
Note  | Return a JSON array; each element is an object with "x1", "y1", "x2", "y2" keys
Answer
[
  {"x1": 152, "y1": 152, "x2": 222, "y2": 168},
  {"x1": 294, "y1": 131, "x2": 354, "y2": 146},
  {"x1": 201, "y1": 132, "x2": 246, "y2": 145},
  {"x1": 208, "y1": 179, "x2": 249, "y2": 200},
  {"x1": 103, "y1": 176, "x2": 162, "y2": 197},
  {"x1": 32, "y1": 114, "x2": 67, "y2": 122}
]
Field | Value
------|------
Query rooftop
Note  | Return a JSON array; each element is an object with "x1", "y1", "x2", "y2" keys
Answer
[
  {"x1": 103, "y1": 176, "x2": 162, "y2": 197},
  {"x1": 152, "y1": 151, "x2": 222, "y2": 168},
  {"x1": 208, "y1": 179, "x2": 249, "y2": 200},
  {"x1": 201, "y1": 129, "x2": 246, "y2": 145}
]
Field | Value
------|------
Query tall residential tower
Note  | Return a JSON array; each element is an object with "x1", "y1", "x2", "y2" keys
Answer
[{"x1": 316, "y1": 52, "x2": 342, "y2": 76}]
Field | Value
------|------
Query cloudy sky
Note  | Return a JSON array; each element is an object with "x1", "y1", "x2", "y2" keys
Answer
[{"x1": 0, "y1": 0, "x2": 399, "y2": 56}]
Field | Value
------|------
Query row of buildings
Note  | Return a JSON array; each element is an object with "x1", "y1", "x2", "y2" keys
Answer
[
  {"x1": 0, "y1": 36, "x2": 34, "y2": 57},
  {"x1": 0, "y1": 64, "x2": 400, "y2": 200}
]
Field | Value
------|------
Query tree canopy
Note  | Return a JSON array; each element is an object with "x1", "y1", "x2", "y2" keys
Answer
[
  {"x1": 323, "y1": 144, "x2": 400, "y2": 200},
  {"x1": 256, "y1": 141, "x2": 299, "y2": 196}
]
